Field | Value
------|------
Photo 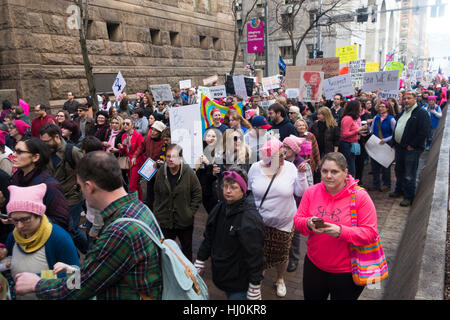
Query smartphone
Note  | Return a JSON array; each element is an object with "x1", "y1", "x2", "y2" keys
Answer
[
  {"x1": 0, "y1": 213, "x2": 8, "y2": 219},
  {"x1": 311, "y1": 217, "x2": 326, "y2": 229}
]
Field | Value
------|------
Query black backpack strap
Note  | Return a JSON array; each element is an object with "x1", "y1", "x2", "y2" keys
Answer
[
  {"x1": 259, "y1": 166, "x2": 279, "y2": 211},
  {"x1": 64, "y1": 142, "x2": 76, "y2": 169}
]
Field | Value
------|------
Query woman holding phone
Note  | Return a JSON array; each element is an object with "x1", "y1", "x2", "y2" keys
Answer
[{"x1": 294, "y1": 152, "x2": 379, "y2": 300}]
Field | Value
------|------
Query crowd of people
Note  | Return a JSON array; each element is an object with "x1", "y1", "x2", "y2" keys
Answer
[{"x1": 0, "y1": 75, "x2": 447, "y2": 300}]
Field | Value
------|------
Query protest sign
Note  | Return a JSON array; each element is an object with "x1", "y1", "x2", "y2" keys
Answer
[
  {"x1": 233, "y1": 75, "x2": 248, "y2": 100},
  {"x1": 225, "y1": 75, "x2": 254, "y2": 98},
  {"x1": 112, "y1": 71, "x2": 126, "y2": 99},
  {"x1": 200, "y1": 94, "x2": 243, "y2": 133},
  {"x1": 138, "y1": 158, "x2": 157, "y2": 181},
  {"x1": 362, "y1": 70, "x2": 399, "y2": 92},
  {"x1": 306, "y1": 57, "x2": 340, "y2": 79},
  {"x1": 179, "y1": 79, "x2": 192, "y2": 90},
  {"x1": 323, "y1": 74, "x2": 354, "y2": 100},
  {"x1": 365, "y1": 135, "x2": 395, "y2": 168},
  {"x1": 259, "y1": 99, "x2": 276, "y2": 113},
  {"x1": 150, "y1": 84, "x2": 173, "y2": 102},
  {"x1": 203, "y1": 75, "x2": 218, "y2": 86},
  {"x1": 285, "y1": 65, "x2": 321, "y2": 89},
  {"x1": 208, "y1": 85, "x2": 227, "y2": 99},
  {"x1": 262, "y1": 75, "x2": 281, "y2": 92},
  {"x1": 336, "y1": 45, "x2": 357, "y2": 64},
  {"x1": 349, "y1": 59, "x2": 366, "y2": 88},
  {"x1": 385, "y1": 61, "x2": 404, "y2": 78},
  {"x1": 286, "y1": 88, "x2": 300, "y2": 99},
  {"x1": 247, "y1": 18, "x2": 264, "y2": 53},
  {"x1": 299, "y1": 71, "x2": 324, "y2": 103},
  {"x1": 169, "y1": 104, "x2": 203, "y2": 168},
  {"x1": 365, "y1": 62, "x2": 379, "y2": 73},
  {"x1": 379, "y1": 90, "x2": 399, "y2": 99}
]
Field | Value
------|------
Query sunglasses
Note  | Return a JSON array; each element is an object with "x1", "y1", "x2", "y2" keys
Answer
[
  {"x1": 14, "y1": 148, "x2": 33, "y2": 155},
  {"x1": 124, "y1": 122, "x2": 132, "y2": 126},
  {"x1": 233, "y1": 136, "x2": 242, "y2": 141}
]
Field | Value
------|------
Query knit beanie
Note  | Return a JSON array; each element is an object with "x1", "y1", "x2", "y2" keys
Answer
[
  {"x1": 0, "y1": 130, "x2": 7, "y2": 146},
  {"x1": 7, "y1": 183, "x2": 47, "y2": 217},
  {"x1": 13, "y1": 120, "x2": 31, "y2": 136},
  {"x1": 259, "y1": 137, "x2": 283, "y2": 161},
  {"x1": 283, "y1": 135, "x2": 302, "y2": 155}
]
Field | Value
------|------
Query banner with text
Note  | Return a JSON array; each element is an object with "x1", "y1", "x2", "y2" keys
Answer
[
  {"x1": 150, "y1": 84, "x2": 173, "y2": 102},
  {"x1": 362, "y1": 70, "x2": 399, "y2": 92},
  {"x1": 306, "y1": 57, "x2": 340, "y2": 79},
  {"x1": 323, "y1": 74, "x2": 354, "y2": 100},
  {"x1": 349, "y1": 59, "x2": 366, "y2": 88}
]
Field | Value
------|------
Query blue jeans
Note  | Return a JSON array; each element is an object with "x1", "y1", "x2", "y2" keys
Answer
[
  {"x1": 226, "y1": 291, "x2": 247, "y2": 300},
  {"x1": 394, "y1": 147, "x2": 422, "y2": 201},
  {"x1": 371, "y1": 159, "x2": 391, "y2": 188},
  {"x1": 339, "y1": 141, "x2": 356, "y2": 177},
  {"x1": 69, "y1": 202, "x2": 89, "y2": 254}
]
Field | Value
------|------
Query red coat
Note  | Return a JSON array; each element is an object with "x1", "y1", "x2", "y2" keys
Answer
[
  {"x1": 120, "y1": 130, "x2": 145, "y2": 162},
  {"x1": 31, "y1": 114, "x2": 57, "y2": 137},
  {"x1": 133, "y1": 128, "x2": 164, "y2": 161}
]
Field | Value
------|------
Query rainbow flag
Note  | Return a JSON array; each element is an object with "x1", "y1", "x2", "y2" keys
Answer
[{"x1": 200, "y1": 94, "x2": 243, "y2": 133}]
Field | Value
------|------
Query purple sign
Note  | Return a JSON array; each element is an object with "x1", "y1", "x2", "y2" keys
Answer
[{"x1": 247, "y1": 19, "x2": 264, "y2": 54}]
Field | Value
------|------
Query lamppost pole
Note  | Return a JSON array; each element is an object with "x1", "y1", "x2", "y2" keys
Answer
[{"x1": 264, "y1": 0, "x2": 269, "y2": 76}]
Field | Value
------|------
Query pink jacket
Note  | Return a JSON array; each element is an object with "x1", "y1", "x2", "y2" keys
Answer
[
  {"x1": 340, "y1": 115, "x2": 361, "y2": 143},
  {"x1": 294, "y1": 175, "x2": 379, "y2": 273}
]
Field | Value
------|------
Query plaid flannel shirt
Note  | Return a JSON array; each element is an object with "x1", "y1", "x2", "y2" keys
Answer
[{"x1": 35, "y1": 192, "x2": 163, "y2": 300}]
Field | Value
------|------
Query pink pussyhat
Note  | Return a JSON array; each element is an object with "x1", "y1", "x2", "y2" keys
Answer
[
  {"x1": 0, "y1": 130, "x2": 7, "y2": 146},
  {"x1": 7, "y1": 183, "x2": 47, "y2": 217},
  {"x1": 259, "y1": 137, "x2": 283, "y2": 160},
  {"x1": 19, "y1": 99, "x2": 30, "y2": 117},
  {"x1": 12, "y1": 120, "x2": 31, "y2": 136}
]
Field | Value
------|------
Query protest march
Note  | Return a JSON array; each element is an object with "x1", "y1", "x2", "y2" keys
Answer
[{"x1": 0, "y1": 0, "x2": 449, "y2": 301}]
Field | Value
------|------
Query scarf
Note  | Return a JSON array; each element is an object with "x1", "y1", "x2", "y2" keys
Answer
[
  {"x1": 123, "y1": 130, "x2": 133, "y2": 153},
  {"x1": 106, "y1": 129, "x2": 121, "y2": 152},
  {"x1": 13, "y1": 215, "x2": 53, "y2": 253}
]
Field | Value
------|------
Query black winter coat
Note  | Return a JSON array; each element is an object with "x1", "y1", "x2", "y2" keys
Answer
[
  {"x1": 393, "y1": 105, "x2": 431, "y2": 151},
  {"x1": 197, "y1": 192, "x2": 265, "y2": 293}
]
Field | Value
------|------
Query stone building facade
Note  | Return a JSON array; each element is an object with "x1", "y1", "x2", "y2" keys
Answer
[{"x1": 0, "y1": 0, "x2": 240, "y2": 108}]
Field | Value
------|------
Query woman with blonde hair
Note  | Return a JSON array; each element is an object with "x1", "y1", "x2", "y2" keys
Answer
[
  {"x1": 225, "y1": 109, "x2": 252, "y2": 134},
  {"x1": 310, "y1": 107, "x2": 340, "y2": 158},
  {"x1": 222, "y1": 128, "x2": 252, "y2": 173}
]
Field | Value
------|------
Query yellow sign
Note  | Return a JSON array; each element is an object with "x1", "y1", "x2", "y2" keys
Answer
[
  {"x1": 336, "y1": 45, "x2": 357, "y2": 64},
  {"x1": 365, "y1": 62, "x2": 379, "y2": 73}
]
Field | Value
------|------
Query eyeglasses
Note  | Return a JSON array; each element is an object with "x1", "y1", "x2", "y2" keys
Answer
[
  {"x1": 10, "y1": 215, "x2": 33, "y2": 225},
  {"x1": 14, "y1": 148, "x2": 32, "y2": 155},
  {"x1": 123, "y1": 122, "x2": 132, "y2": 126}
]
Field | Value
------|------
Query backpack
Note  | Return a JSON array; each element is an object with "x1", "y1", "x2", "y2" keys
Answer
[{"x1": 112, "y1": 216, "x2": 209, "y2": 300}]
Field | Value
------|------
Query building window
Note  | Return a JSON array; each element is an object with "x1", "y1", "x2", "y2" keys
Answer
[
  {"x1": 200, "y1": 35, "x2": 208, "y2": 49},
  {"x1": 212, "y1": 37, "x2": 221, "y2": 50},
  {"x1": 106, "y1": 22, "x2": 122, "y2": 42},
  {"x1": 279, "y1": 46, "x2": 293, "y2": 59},
  {"x1": 170, "y1": 31, "x2": 181, "y2": 47},
  {"x1": 306, "y1": 44, "x2": 314, "y2": 59},
  {"x1": 150, "y1": 29, "x2": 162, "y2": 45},
  {"x1": 86, "y1": 20, "x2": 95, "y2": 40}
]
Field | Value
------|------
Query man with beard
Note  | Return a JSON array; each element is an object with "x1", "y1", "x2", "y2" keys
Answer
[
  {"x1": 131, "y1": 121, "x2": 166, "y2": 210},
  {"x1": 39, "y1": 123, "x2": 88, "y2": 254}
]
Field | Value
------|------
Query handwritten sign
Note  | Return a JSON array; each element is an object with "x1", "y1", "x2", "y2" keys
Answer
[
  {"x1": 208, "y1": 85, "x2": 227, "y2": 99},
  {"x1": 169, "y1": 104, "x2": 203, "y2": 168},
  {"x1": 179, "y1": 79, "x2": 192, "y2": 90},
  {"x1": 203, "y1": 74, "x2": 218, "y2": 86},
  {"x1": 323, "y1": 74, "x2": 354, "y2": 100},
  {"x1": 362, "y1": 70, "x2": 399, "y2": 92},
  {"x1": 233, "y1": 75, "x2": 248, "y2": 100},
  {"x1": 349, "y1": 59, "x2": 366, "y2": 88},
  {"x1": 366, "y1": 62, "x2": 379, "y2": 73},
  {"x1": 307, "y1": 57, "x2": 340, "y2": 79},
  {"x1": 262, "y1": 75, "x2": 281, "y2": 92},
  {"x1": 150, "y1": 84, "x2": 174, "y2": 102},
  {"x1": 285, "y1": 65, "x2": 321, "y2": 89},
  {"x1": 336, "y1": 45, "x2": 357, "y2": 64}
]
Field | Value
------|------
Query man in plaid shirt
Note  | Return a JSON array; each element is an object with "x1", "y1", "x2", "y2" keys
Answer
[{"x1": 14, "y1": 151, "x2": 163, "y2": 299}]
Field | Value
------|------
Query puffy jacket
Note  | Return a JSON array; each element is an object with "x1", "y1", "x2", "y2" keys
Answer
[
  {"x1": 294, "y1": 175, "x2": 378, "y2": 273},
  {"x1": 197, "y1": 192, "x2": 265, "y2": 292},
  {"x1": 153, "y1": 162, "x2": 202, "y2": 229}
]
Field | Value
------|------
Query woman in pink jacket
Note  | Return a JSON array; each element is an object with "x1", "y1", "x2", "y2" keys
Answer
[{"x1": 294, "y1": 152, "x2": 379, "y2": 300}]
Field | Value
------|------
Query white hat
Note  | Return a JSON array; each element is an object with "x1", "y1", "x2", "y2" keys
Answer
[
  {"x1": 152, "y1": 121, "x2": 166, "y2": 132},
  {"x1": 289, "y1": 106, "x2": 300, "y2": 114}
]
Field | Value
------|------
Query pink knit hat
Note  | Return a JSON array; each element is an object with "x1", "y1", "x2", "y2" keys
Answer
[
  {"x1": 300, "y1": 141, "x2": 312, "y2": 156},
  {"x1": 245, "y1": 109, "x2": 257, "y2": 120},
  {"x1": 7, "y1": 183, "x2": 47, "y2": 217},
  {"x1": 283, "y1": 135, "x2": 302, "y2": 155},
  {"x1": 0, "y1": 130, "x2": 7, "y2": 146},
  {"x1": 12, "y1": 120, "x2": 31, "y2": 136},
  {"x1": 259, "y1": 137, "x2": 283, "y2": 160}
]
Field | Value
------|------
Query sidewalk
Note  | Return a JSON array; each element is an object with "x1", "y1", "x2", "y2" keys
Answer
[{"x1": 192, "y1": 164, "x2": 412, "y2": 300}]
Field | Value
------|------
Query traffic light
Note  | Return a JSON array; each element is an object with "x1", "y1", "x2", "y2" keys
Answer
[
  {"x1": 371, "y1": 4, "x2": 377, "y2": 23},
  {"x1": 356, "y1": 7, "x2": 369, "y2": 23}
]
